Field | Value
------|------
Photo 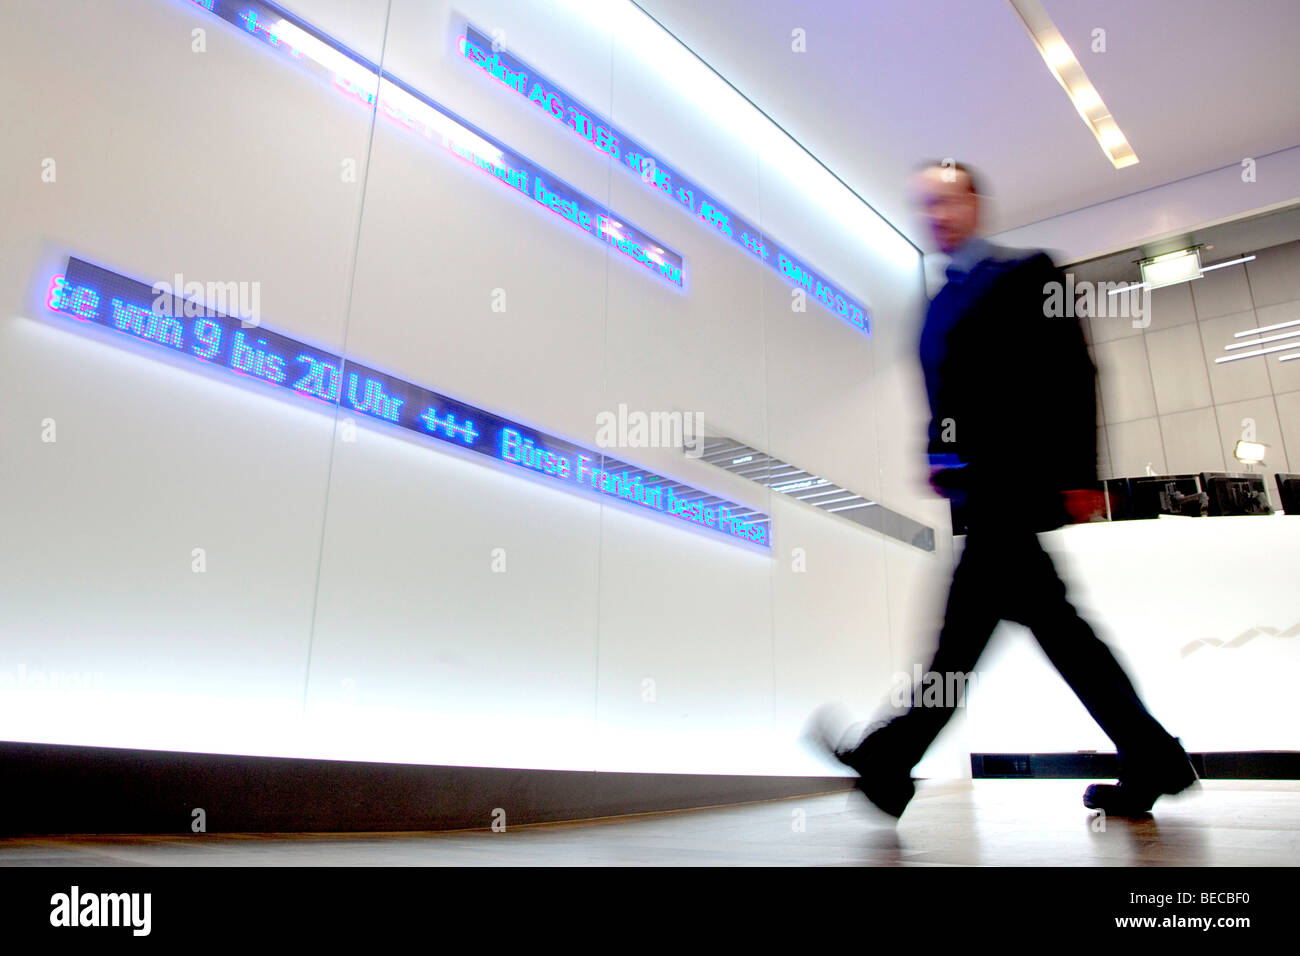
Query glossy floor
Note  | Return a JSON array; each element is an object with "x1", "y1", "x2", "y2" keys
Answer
[{"x1": 1, "y1": 779, "x2": 1296, "y2": 866}]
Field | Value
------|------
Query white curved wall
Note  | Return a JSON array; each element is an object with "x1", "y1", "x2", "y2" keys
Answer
[{"x1": 0, "y1": 0, "x2": 971, "y2": 779}]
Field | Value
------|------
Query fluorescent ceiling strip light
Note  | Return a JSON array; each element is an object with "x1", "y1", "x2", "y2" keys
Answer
[
  {"x1": 771, "y1": 478, "x2": 830, "y2": 493},
  {"x1": 1224, "y1": 329, "x2": 1300, "y2": 350},
  {"x1": 814, "y1": 495, "x2": 865, "y2": 507},
  {"x1": 1236, "y1": 316, "x2": 1300, "y2": 337},
  {"x1": 1215, "y1": 341, "x2": 1300, "y2": 363},
  {"x1": 1106, "y1": 277, "x2": 1201, "y2": 295},
  {"x1": 1007, "y1": 0, "x2": 1137, "y2": 168},
  {"x1": 1199, "y1": 254, "x2": 1255, "y2": 274},
  {"x1": 791, "y1": 491, "x2": 850, "y2": 504},
  {"x1": 797, "y1": 488, "x2": 855, "y2": 501},
  {"x1": 826, "y1": 501, "x2": 876, "y2": 513},
  {"x1": 1106, "y1": 254, "x2": 1255, "y2": 295}
]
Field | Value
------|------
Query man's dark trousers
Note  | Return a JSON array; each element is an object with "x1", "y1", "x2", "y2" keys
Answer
[{"x1": 869, "y1": 515, "x2": 1183, "y2": 777}]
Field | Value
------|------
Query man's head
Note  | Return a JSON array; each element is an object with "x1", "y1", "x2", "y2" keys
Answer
[{"x1": 911, "y1": 160, "x2": 983, "y2": 256}]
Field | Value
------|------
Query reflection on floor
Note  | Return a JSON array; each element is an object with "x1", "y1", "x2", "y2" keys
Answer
[{"x1": 1, "y1": 779, "x2": 1295, "y2": 866}]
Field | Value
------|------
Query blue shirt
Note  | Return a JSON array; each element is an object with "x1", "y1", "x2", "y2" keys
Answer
[{"x1": 944, "y1": 236, "x2": 998, "y2": 283}]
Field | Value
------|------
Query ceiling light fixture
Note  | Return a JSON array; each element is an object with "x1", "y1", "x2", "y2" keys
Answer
[
  {"x1": 1106, "y1": 251, "x2": 1255, "y2": 296},
  {"x1": 1238, "y1": 314, "x2": 1300, "y2": 337},
  {"x1": 1006, "y1": 0, "x2": 1138, "y2": 168},
  {"x1": 1140, "y1": 248, "x2": 1202, "y2": 289}
]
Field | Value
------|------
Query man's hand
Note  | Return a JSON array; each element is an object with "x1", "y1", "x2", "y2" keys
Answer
[
  {"x1": 927, "y1": 454, "x2": 964, "y2": 499},
  {"x1": 1062, "y1": 488, "x2": 1105, "y2": 523},
  {"x1": 928, "y1": 464, "x2": 950, "y2": 497}
]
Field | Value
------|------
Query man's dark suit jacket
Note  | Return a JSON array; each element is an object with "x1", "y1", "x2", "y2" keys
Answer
[{"x1": 919, "y1": 245, "x2": 1099, "y2": 532}]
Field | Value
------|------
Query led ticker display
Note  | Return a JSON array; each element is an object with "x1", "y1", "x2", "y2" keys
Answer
[
  {"x1": 46, "y1": 257, "x2": 770, "y2": 548},
  {"x1": 458, "y1": 25, "x2": 871, "y2": 335},
  {"x1": 182, "y1": 0, "x2": 683, "y2": 287}
]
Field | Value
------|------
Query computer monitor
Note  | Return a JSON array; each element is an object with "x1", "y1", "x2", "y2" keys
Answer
[
  {"x1": 1126, "y1": 474, "x2": 1205, "y2": 519},
  {"x1": 1199, "y1": 472, "x2": 1273, "y2": 516},
  {"x1": 1276, "y1": 473, "x2": 1300, "y2": 514},
  {"x1": 1103, "y1": 477, "x2": 1135, "y2": 520}
]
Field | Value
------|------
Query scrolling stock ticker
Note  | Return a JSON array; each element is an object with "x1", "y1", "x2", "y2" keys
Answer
[
  {"x1": 183, "y1": 0, "x2": 683, "y2": 290},
  {"x1": 458, "y1": 24, "x2": 871, "y2": 335},
  {"x1": 45, "y1": 257, "x2": 770, "y2": 548}
]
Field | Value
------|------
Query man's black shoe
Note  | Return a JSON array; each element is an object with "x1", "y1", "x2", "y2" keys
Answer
[
  {"x1": 1083, "y1": 740, "x2": 1199, "y2": 815},
  {"x1": 803, "y1": 706, "x2": 916, "y2": 820},
  {"x1": 849, "y1": 759, "x2": 916, "y2": 819}
]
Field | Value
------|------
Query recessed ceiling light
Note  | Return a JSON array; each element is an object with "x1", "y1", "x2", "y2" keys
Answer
[
  {"x1": 1007, "y1": 0, "x2": 1138, "y2": 169},
  {"x1": 1069, "y1": 82, "x2": 1103, "y2": 116},
  {"x1": 1042, "y1": 40, "x2": 1074, "y2": 68},
  {"x1": 1096, "y1": 122, "x2": 1128, "y2": 150}
]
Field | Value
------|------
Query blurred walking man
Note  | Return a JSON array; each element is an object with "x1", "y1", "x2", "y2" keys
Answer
[{"x1": 810, "y1": 161, "x2": 1197, "y2": 820}]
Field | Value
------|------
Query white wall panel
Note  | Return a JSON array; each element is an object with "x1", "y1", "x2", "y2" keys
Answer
[
  {"x1": 1144, "y1": 282, "x2": 1197, "y2": 332},
  {"x1": 1159, "y1": 407, "x2": 1226, "y2": 475},
  {"x1": 1190, "y1": 262, "x2": 1255, "y2": 320},
  {"x1": 0, "y1": 0, "x2": 385, "y2": 754},
  {"x1": 0, "y1": 0, "x2": 957, "y2": 780},
  {"x1": 1106, "y1": 417, "x2": 1167, "y2": 476},
  {"x1": 1147, "y1": 323, "x2": 1213, "y2": 415},
  {"x1": 1199, "y1": 310, "x2": 1272, "y2": 405},
  {"x1": 1245, "y1": 238, "x2": 1300, "y2": 308},
  {"x1": 1096, "y1": 336, "x2": 1157, "y2": 424}
]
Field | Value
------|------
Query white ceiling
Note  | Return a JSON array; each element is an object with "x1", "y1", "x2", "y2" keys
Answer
[{"x1": 633, "y1": 0, "x2": 1300, "y2": 249}]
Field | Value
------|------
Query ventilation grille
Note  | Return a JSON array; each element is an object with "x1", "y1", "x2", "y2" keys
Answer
[{"x1": 691, "y1": 436, "x2": 935, "y2": 552}]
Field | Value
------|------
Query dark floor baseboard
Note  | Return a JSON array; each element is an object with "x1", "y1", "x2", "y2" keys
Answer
[
  {"x1": 0, "y1": 740, "x2": 853, "y2": 836},
  {"x1": 6, "y1": 742, "x2": 1293, "y2": 836},
  {"x1": 971, "y1": 751, "x2": 1300, "y2": 779}
]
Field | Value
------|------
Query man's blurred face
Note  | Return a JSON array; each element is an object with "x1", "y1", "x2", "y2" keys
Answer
[{"x1": 912, "y1": 166, "x2": 980, "y2": 256}]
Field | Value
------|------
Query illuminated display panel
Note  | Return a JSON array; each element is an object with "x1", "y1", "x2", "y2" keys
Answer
[
  {"x1": 182, "y1": 0, "x2": 683, "y2": 287},
  {"x1": 47, "y1": 257, "x2": 770, "y2": 548},
  {"x1": 458, "y1": 24, "x2": 871, "y2": 334}
]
